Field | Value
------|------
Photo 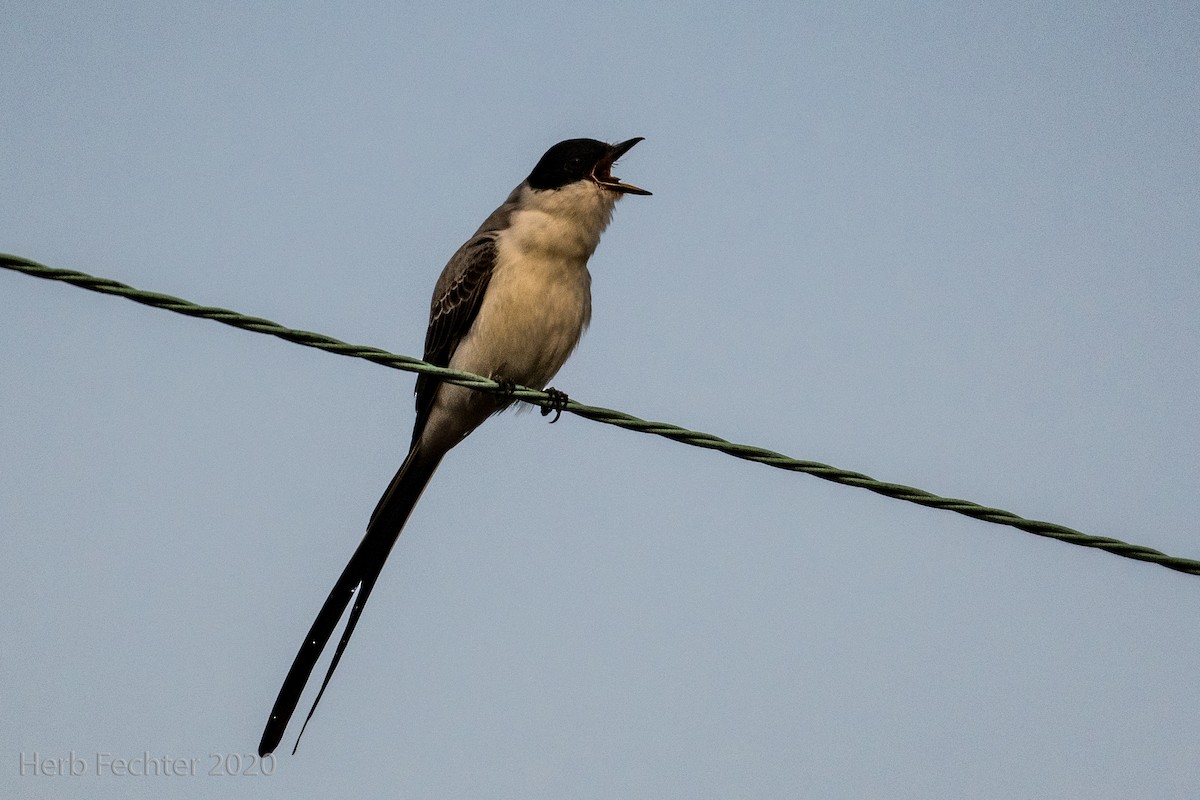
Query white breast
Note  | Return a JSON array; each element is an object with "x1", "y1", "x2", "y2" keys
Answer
[{"x1": 449, "y1": 181, "x2": 618, "y2": 390}]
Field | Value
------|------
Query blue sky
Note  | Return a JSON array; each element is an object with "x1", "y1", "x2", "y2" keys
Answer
[{"x1": 3, "y1": 2, "x2": 1199, "y2": 798}]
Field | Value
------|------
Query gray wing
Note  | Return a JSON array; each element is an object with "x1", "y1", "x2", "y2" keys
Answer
[{"x1": 411, "y1": 233, "x2": 497, "y2": 443}]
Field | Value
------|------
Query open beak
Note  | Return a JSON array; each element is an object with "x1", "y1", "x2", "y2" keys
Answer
[{"x1": 592, "y1": 137, "x2": 652, "y2": 196}]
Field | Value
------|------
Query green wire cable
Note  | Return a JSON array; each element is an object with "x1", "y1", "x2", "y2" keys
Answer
[{"x1": 4, "y1": 252, "x2": 1198, "y2": 577}]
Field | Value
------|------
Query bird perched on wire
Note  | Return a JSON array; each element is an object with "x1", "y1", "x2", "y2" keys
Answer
[{"x1": 258, "y1": 137, "x2": 651, "y2": 756}]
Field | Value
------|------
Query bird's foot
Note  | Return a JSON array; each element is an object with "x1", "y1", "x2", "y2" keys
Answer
[
  {"x1": 541, "y1": 387, "x2": 569, "y2": 423},
  {"x1": 495, "y1": 378, "x2": 517, "y2": 400}
]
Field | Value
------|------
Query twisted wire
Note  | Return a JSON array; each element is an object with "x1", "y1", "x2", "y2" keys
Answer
[{"x1": 4, "y1": 253, "x2": 1196, "y2": 577}]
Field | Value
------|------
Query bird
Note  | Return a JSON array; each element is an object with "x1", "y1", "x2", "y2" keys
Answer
[{"x1": 258, "y1": 137, "x2": 650, "y2": 756}]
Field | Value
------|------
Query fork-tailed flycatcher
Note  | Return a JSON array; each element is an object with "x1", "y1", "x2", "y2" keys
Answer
[{"x1": 258, "y1": 137, "x2": 650, "y2": 756}]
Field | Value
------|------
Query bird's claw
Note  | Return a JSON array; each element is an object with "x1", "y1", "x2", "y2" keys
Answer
[
  {"x1": 495, "y1": 378, "x2": 517, "y2": 399},
  {"x1": 541, "y1": 388, "x2": 569, "y2": 423}
]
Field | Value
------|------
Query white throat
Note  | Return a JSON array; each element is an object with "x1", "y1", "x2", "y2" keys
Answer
[{"x1": 502, "y1": 181, "x2": 620, "y2": 265}]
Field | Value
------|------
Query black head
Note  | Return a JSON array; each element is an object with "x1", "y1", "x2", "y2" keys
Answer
[{"x1": 526, "y1": 138, "x2": 651, "y2": 195}]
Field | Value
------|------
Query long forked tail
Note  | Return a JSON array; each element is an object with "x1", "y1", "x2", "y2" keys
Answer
[{"x1": 258, "y1": 445, "x2": 443, "y2": 756}]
